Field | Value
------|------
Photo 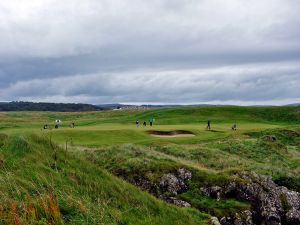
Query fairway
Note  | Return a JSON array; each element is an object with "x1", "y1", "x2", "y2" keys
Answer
[
  {"x1": 44, "y1": 122, "x2": 283, "y2": 146},
  {"x1": 0, "y1": 106, "x2": 291, "y2": 146}
]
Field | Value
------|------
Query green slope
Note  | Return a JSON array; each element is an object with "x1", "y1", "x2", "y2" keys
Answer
[
  {"x1": 0, "y1": 134, "x2": 209, "y2": 225},
  {"x1": 131, "y1": 106, "x2": 300, "y2": 124}
]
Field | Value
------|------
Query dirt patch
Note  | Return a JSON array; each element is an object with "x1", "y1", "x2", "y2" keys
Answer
[{"x1": 148, "y1": 130, "x2": 195, "y2": 138}]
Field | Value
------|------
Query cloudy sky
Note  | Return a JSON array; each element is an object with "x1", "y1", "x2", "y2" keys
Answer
[{"x1": 0, "y1": 0, "x2": 300, "y2": 105}]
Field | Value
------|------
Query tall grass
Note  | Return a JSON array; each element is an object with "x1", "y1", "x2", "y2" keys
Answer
[{"x1": 0, "y1": 134, "x2": 209, "y2": 224}]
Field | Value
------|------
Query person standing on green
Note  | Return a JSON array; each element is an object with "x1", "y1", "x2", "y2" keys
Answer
[
  {"x1": 207, "y1": 120, "x2": 211, "y2": 130},
  {"x1": 149, "y1": 117, "x2": 154, "y2": 126},
  {"x1": 148, "y1": 117, "x2": 154, "y2": 126},
  {"x1": 232, "y1": 123, "x2": 237, "y2": 130}
]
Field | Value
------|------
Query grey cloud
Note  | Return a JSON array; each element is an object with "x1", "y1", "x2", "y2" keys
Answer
[
  {"x1": 1, "y1": 0, "x2": 300, "y2": 58},
  {"x1": 0, "y1": 0, "x2": 300, "y2": 104},
  {"x1": 1, "y1": 62, "x2": 299, "y2": 105}
]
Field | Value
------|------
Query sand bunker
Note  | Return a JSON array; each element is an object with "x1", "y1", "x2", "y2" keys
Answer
[{"x1": 148, "y1": 130, "x2": 195, "y2": 138}]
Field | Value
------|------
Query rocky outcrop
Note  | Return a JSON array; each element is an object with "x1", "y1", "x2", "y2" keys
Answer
[
  {"x1": 134, "y1": 177, "x2": 158, "y2": 195},
  {"x1": 177, "y1": 168, "x2": 192, "y2": 180},
  {"x1": 201, "y1": 171, "x2": 300, "y2": 225},
  {"x1": 159, "y1": 168, "x2": 192, "y2": 195},
  {"x1": 240, "y1": 210, "x2": 255, "y2": 225},
  {"x1": 211, "y1": 216, "x2": 221, "y2": 225},
  {"x1": 166, "y1": 197, "x2": 191, "y2": 208},
  {"x1": 159, "y1": 173, "x2": 187, "y2": 195},
  {"x1": 201, "y1": 186, "x2": 222, "y2": 201},
  {"x1": 158, "y1": 168, "x2": 192, "y2": 208},
  {"x1": 263, "y1": 135, "x2": 277, "y2": 142},
  {"x1": 134, "y1": 168, "x2": 192, "y2": 208},
  {"x1": 219, "y1": 210, "x2": 256, "y2": 225}
]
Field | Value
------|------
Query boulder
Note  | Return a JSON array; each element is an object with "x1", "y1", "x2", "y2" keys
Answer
[
  {"x1": 200, "y1": 186, "x2": 223, "y2": 201},
  {"x1": 134, "y1": 177, "x2": 158, "y2": 195},
  {"x1": 159, "y1": 168, "x2": 192, "y2": 195},
  {"x1": 240, "y1": 210, "x2": 255, "y2": 225},
  {"x1": 220, "y1": 216, "x2": 235, "y2": 225},
  {"x1": 177, "y1": 168, "x2": 192, "y2": 181},
  {"x1": 211, "y1": 216, "x2": 221, "y2": 225},
  {"x1": 263, "y1": 135, "x2": 277, "y2": 142},
  {"x1": 286, "y1": 208, "x2": 300, "y2": 224},
  {"x1": 159, "y1": 173, "x2": 187, "y2": 195},
  {"x1": 220, "y1": 212, "x2": 255, "y2": 225}
]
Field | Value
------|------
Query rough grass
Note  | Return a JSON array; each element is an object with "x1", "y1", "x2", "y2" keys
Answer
[
  {"x1": 86, "y1": 144, "x2": 251, "y2": 217},
  {"x1": 0, "y1": 134, "x2": 209, "y2": 225}
]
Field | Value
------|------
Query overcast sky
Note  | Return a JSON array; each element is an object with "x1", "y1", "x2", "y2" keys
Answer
[{"x1": 0, "y1": 0, "x2": 300, "y2": 105}]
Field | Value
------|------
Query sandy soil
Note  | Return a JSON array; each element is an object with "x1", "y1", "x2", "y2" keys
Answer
[
  {"x1": 148, "y1": 130, "x2": 195, "y2": 138},
  {"x1": 150, "y1": 133, "x2": 195, "y2": 138}
]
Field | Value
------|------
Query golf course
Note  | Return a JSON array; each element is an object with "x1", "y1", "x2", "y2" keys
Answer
[{"x1": 0, "y1": 106, "x2": 300, "y2": 224}]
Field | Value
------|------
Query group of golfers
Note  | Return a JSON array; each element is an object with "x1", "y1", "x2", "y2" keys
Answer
[
  {"x1": 135, "y1": 118, "x2": 237, "y2": 131},
  {"x1": 136, "y1": 118, "x2": 155, "y2": 127},
  {"x1": 44, "y1": 117, "x2": 238, "y2": 131},
  {"x1": 206, "y1": 120, "x2": 237, "y2": 131}
]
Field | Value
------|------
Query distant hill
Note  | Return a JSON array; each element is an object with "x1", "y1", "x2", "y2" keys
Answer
[
  {"x1": 1, "y1": 101, "x2": 299, "y2": 112},
  {"x1": 286, "y1": 103, "x2": 300, "y2": 106},
  {"x1": 99, "y1": 103, "x2": 300, "y2": 109},
  {"x1": 0, "y1": 101, "x2": 103, "y2": 112},
  {"x1": 97, "y1": 103, "x2": 218, "y2": 109}
]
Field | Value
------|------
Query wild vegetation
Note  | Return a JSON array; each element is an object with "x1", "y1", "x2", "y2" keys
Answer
[
  {"x1": 0, "y1": 106, "x2": 299, "y2": 224},
  {"x1": 0, "y1": 102, "x2": 103, "y2": 112}
]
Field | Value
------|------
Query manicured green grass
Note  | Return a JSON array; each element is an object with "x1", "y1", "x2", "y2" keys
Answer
[{"x1": 1, "y1": 122, "x2": 283, "y2": 147}]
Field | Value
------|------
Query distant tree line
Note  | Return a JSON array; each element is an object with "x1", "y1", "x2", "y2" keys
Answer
[{"x1": 0, "y1": 101, "x2": 104, "y2": 112}]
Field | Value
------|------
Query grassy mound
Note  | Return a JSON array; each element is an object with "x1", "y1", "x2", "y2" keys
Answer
[
  {"x1": 132, "y1": 106, "x2": 300, "y2": 124},
  {"x1": 0, "y1": 134, "x2": 209, "y2": 225}
]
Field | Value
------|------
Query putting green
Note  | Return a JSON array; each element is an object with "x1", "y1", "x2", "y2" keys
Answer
[{"x1": 0, "y1": 106, "x2": 296, "y2": 146}]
